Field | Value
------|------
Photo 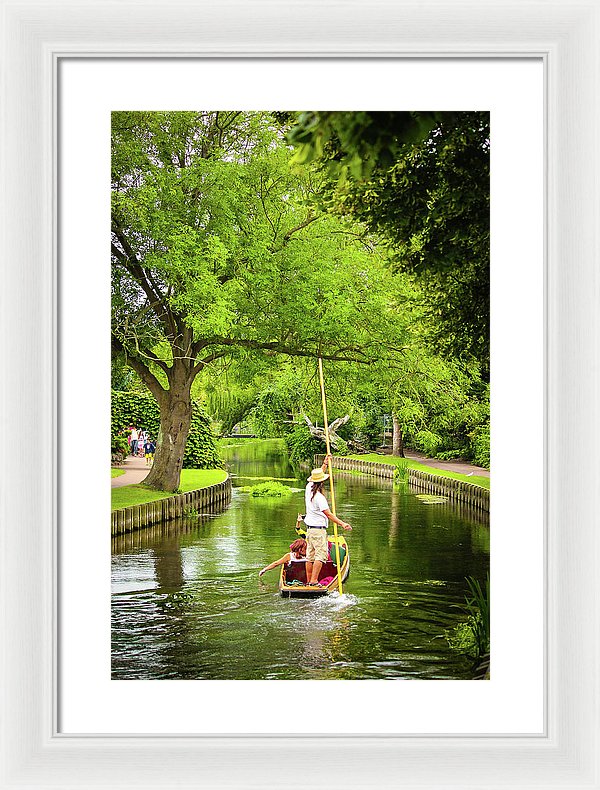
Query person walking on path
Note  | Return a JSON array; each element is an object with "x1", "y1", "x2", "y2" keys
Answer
[
  {"x1": 137, "y1": 429, "x2": 147, "y2": 457},
  {"x1": 129, "y1": 426, "x2": 139, "y2": 457},
  {"x1": 304, "y1": 454, "x2": 352, "y2": 586},
  {"x1": 144, "y1": 436, "x2": 156, "y2": 466}
]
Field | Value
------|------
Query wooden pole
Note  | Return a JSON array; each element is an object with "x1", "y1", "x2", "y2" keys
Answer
[{"x1": 318, "y1": 358, "x2": 343, "y2": 595}]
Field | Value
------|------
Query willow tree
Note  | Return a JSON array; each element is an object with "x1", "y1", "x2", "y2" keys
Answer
[{"x1": 111, "y1": 111, "x2": 396, "y2": 491}]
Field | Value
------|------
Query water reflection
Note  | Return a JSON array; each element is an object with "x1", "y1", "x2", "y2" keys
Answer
[{"x1": 112, "y1": 439, "x2": 489, "y2": 680}]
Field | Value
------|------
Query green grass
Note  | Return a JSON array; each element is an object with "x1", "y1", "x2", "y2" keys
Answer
[
  {"x1": 111, "y1": 468, "x2": 229, "y2": 511},
  {"x1": 344, "y1": 452, "x2": 490, "y2": 490},
  {"x1": 111, "y1": 468, "x2": 125, "y2": 479}
]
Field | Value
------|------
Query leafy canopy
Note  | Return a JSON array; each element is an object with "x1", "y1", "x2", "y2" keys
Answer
[
  {"x1": 112, "y1": 111, "x2": 405, "y2": 386},
  {"x1": 284, "y1": 111, "x2": 490, "y2": 376}
]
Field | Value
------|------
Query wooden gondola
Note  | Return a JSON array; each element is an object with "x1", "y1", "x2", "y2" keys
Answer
[
  {"x1": 279, "y1": 357, "x2": 351, "y2": 598},
  {"x1": 279, "y1": 534, "x2": 350, "y2": 598}
]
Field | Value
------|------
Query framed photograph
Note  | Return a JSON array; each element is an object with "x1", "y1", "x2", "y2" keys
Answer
[{"x1": 2, "y1": 1, "x2": 599, "y2": 788}]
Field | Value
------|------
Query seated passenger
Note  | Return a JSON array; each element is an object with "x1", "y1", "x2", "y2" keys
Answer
[{"x1": 258, "y1": 539, "x2": 307, "y2": 578}]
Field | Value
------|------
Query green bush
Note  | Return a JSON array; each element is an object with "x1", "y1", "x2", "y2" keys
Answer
[
  {"x1": 332, "y1": 436, "x2": 349, "y2": 456},
  {"x1": 413, "y1": 429, "x2": 443, "y2": 456},
  {"x1": 350, "y1": 392, "x2": 388, "y2": 450},
  {"x1": 184, "y1": 407, "x2": 223, "y2": 469},
  {"x1": 285, "y1": 424, "x2": 323, "y2": 464},
  {"x1": 112, "y1": 435, "x2": 130, "y2": 456},
  {"x1": 111, "y1": 390, "x2": 221, "y2": 469},
  {"x1": 436, "y1": 449, "x2": 465, "y2": 461},
  {"x1": 469, "y1": 424, "x2": 490, "y2": 468},
  {"x1": 111, "y1": 389, "x2": 160, "y2": 445}
]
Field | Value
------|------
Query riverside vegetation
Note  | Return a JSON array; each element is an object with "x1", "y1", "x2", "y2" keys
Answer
[{"x1": 111, "y1": 111, "x2": 490, "y2": 673}]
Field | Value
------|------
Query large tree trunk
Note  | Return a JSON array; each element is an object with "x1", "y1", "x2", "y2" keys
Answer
[
  {"x1": 143, "y1": 365, "x2": 193, "y2": 492},
  {"x1": 392, "y1": 413, "x2": 405, "y2": 457}
]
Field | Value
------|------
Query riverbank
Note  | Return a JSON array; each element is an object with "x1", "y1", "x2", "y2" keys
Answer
[
  {"x1": 317, "y1": 453, "x2": 490, "y2": 513},
  {"x1": 345, "y1": 451, "x2": 490, "y2": 489},
  {"x1": 111, "y1": 457, "x2": 228, "y2": 510},
  {"x1": 214, "y1": 437, "x2": 490, "y2": 488},
  {"x1": 111, "y1": 475, "x2": 232, "y2": 535}
]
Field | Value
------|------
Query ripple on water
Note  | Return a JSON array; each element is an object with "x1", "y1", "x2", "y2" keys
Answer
[{"x1": 111, "y1": 440, "x2": 488, "y2": 680}]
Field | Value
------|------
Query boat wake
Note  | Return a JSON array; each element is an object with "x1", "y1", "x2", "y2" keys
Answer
[{"x1": 314, "y1": 591, "x2": 358, "y2": 611}]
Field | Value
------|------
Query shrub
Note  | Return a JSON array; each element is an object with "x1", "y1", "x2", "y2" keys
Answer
[
  {"x1": 436, "y1": 449, "x2": 465, "y2": 461},
  {"x1": 413, "y1": 429, "x2": 443, "y2": 456},
  {"x1": 469, "y1": 424, "x2": 490, "y2": 468},
  {"x1": 184, "y1": 407, "x2": 223, "y2": 469},
  {"x1": 111, "y1": 435, "x2": 129, "y2": 456},
  {"x1": 332, "y1": 436, "x2": 349, "y2": 456},
  {"x1": 359, "y1": 415, "x2": 385, "y2": 450},
  {"x1": 111, "y1": 390, "x2": 160, "y2": 445},
  {"x1": 351, "y1": 392, "x2": 388, "y2": 450},
  {"x1": 285, "y1": 424, "x2": 323, "y2": 465}
]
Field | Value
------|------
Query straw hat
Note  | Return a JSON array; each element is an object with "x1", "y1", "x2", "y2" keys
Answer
[{"x1": 307, "y1": 468, "x2": 329, "y2": 483}]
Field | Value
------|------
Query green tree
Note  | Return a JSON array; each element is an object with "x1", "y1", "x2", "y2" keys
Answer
[
  {"x1": 112, "y1": 111, "x2": 400, "y2": 491},
  {"x1": 286, "y1": 111, "x2": 490, "y2": 376}
]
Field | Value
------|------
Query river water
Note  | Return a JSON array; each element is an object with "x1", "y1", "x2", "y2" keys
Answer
[{"x1": 111, "y1": 439, "x2": 489, "y2": 680}]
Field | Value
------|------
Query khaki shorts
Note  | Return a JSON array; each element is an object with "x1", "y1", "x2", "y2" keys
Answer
[{"x1": 306, "y1": 528, "x2": 328, "y2": 563}]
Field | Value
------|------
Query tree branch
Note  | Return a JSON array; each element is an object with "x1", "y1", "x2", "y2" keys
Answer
[
  {"x1": 300, "y1": 411, "x2": 350, "y2": 450},
  {"x1": 197, "y1": 336, "x2": 371, "y2": 364},
  {"x1": 111, "y1": 223, "x2": 177, "y2": 339},
  {"x1": 111, "y1": 335, "x2": 168, "y2": 405},
  {"x1": 283, "y1": 214, "x2": 319, "y2": 242},
  {"x1": 259, "y1": 174, "x2": 277, "y2": 240},
  {"x1": 192, "y1": 349, "x2": 229, "y2": 377}
]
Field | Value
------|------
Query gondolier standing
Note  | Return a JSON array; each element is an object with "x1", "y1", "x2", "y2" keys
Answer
[{"x1": 304, "y1": 454, "x2": 352, "y2": 586}]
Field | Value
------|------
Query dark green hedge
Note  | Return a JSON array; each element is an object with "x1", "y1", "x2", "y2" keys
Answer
[{"x1": 111, "y1": 390, "x2": 221, "y2": 469}]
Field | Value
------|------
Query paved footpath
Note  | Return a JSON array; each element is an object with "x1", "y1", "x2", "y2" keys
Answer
[
  {"x1": 402, "y1": 449, "x2": 490, "y2": 478},
  {"x1": 111, "y1": 455, "x2": 151, "y2": 488}
]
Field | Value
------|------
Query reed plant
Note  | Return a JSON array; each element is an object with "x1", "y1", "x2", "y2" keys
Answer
[
  {"x1": 447, "y1": 573, "x2": 490, "y2": 663},
  {"x1": 393, "y1": 458, "x2": 409, "y2": 483}
]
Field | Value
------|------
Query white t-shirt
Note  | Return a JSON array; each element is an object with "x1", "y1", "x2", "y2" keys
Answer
[
  {"x1": 304, "y1": 483, "x2": 329, "y2": 527},
  {"x1": 287, "y1": 551, "x2": 307, "y2": 565}
]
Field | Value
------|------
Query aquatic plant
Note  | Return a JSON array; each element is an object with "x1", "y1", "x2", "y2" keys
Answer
[
  {"x1": 393, "y1": 458, "x2": 409, "y2": 482},
  {"x1": 446, "y1": 574, "x2": 490, "y2": 665},
  {"x1": 416, "y1": 494, "x2": 449, "y2": 504},
  {"x1": 243, "y1": 481, "x2": 295, "y2": 498}
]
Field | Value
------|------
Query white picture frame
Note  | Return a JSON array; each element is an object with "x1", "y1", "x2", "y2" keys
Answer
[{"x1": 2, "y1": 1, "x2": 599, "y2": 787}]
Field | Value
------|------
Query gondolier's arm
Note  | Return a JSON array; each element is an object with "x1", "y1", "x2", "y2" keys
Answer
[{"x1": 322, "y1": 509, "x2": 352, "y2": 531}]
